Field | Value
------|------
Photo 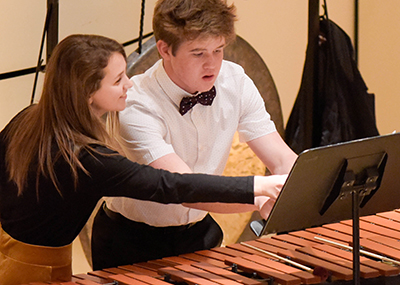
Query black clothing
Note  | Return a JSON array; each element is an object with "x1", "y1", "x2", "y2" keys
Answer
[
  {"x1": 91, "y1": 203, "x2": 223, "y2": 270},
  {"x1": 0, "y1": 112, "x2": 254, "y2": 247},
  {"x1": 285, "y1": 17, "x2": 379, "y2": 154}
]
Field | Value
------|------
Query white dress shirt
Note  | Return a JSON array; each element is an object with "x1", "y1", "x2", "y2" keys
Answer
[{"x1": 104, "y1": 59, "x2": 276, "y2": 226}]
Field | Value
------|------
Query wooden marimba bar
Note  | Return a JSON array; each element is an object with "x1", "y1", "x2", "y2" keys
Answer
[{"x1": 22, "y1": 209, "x2": 400, "y2": 285}]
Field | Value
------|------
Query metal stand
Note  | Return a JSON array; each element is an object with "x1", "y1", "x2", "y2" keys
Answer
[
  {"x1": 31, "y1": 0, "x2": 58, "y2": 104},
  {"x1": 352, "y1": 190, "x2": 361, "y2": 285},
  {"x1": 322, "y1": 159, "x2": 386, "y2": 285},
  {"x1": 251, "y1": 132, "x2": 398, "y2": 285}
]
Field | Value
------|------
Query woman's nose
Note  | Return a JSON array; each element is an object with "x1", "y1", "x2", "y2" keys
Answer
[{"x1": 124, "y1": 75, "x2": 133, "y2": 89}]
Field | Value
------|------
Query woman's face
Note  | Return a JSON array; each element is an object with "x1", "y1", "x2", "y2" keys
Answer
[{"x1": 89, "y1": 52, "x2": 133, "y2": 117}]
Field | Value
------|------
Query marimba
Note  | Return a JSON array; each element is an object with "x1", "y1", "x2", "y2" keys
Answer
[{"x1": 24, "y1": 209, "x2": 400, "y2": 285}]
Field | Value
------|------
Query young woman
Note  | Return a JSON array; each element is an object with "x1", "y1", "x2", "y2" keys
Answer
[{"x1": 0, "y1": 34, "x2": 286, "y2": 284}]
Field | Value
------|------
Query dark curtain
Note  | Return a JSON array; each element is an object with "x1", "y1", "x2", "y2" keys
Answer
[{"x1": 285, "y1": 16, "x2": 379, "y2": 154}]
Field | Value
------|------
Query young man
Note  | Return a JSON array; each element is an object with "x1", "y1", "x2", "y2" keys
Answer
[{"x1": 91, "y1": 0, "x2": 297, "y2": 270}]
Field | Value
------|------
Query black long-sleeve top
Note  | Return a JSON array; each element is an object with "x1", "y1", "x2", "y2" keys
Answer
[{"x1": 0, "y1": 119, "x2": 254, "y2": 247}]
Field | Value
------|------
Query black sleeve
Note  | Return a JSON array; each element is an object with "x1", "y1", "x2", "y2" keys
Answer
[{"x1": 80, "y1": 146, "x2": 254, "y2": 205}]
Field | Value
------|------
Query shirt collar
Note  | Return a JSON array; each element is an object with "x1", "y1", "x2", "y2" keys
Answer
[{"x1": 155, "y1": 60, "x2": 192, "y2": 108}]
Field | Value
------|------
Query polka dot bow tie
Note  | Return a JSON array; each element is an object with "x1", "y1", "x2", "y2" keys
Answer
[{"x1": 179, "y1": 86, "x2": 216, "y2": 116}]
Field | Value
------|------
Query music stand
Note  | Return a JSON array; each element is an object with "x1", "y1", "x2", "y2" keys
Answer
[{"x1": 250, "y1": 132, "x2": 400, "y2": 285}]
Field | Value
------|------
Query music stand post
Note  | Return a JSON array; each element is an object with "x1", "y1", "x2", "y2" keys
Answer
[
  {"x1": 353, "y1": 190, "x2": 361, "y2": 284},
  {"x1": 251, "y1": 132, "x2": 400, "y2": 284},
  {"x1": 320, "y1": 150, "x2": 386, "y2": 284}
]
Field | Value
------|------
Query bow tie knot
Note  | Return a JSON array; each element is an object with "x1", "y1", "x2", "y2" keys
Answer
[{"x1": 179, "y1": 86, "x2": 216, "y2": 116}]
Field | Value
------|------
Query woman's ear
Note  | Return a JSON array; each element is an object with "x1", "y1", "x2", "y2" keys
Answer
[
  {"x1": 88, "y1": 96, "x2": 93, "y2": 105},
  {"x1": 156, "y1": 40, "x2": 172, "y2": 60}
]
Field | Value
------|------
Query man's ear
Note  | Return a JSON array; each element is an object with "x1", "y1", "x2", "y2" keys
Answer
[{"x1": 156, "y1": 40, "x2": 172, "y2": 60}]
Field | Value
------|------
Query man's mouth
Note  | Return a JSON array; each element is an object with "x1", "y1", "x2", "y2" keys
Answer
[{"x1": 203, "y1": 75, "x2": 214, "y2": 80}]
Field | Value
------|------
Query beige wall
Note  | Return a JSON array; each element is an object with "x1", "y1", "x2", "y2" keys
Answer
[
  {"x1": 0, "y1": 0, "x2": 157, "y2": 128},
  {"x1": 1, "y1": 0, "x2": 354, "y2": 130},
  {"x1": 359, "y1": 0, "x2": 400, "y2": 135},
  {"x1": 2, "y1": 1, "x2": 395, "y2": 133}
]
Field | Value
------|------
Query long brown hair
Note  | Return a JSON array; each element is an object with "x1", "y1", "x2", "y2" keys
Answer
[{"x1": 5, "y1": 34, "x2": 126, "y2": 195}]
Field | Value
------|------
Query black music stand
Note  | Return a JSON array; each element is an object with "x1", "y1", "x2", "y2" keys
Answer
[{"x1": 250, "y1": 132, "x2": 400, "y2": 285}]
